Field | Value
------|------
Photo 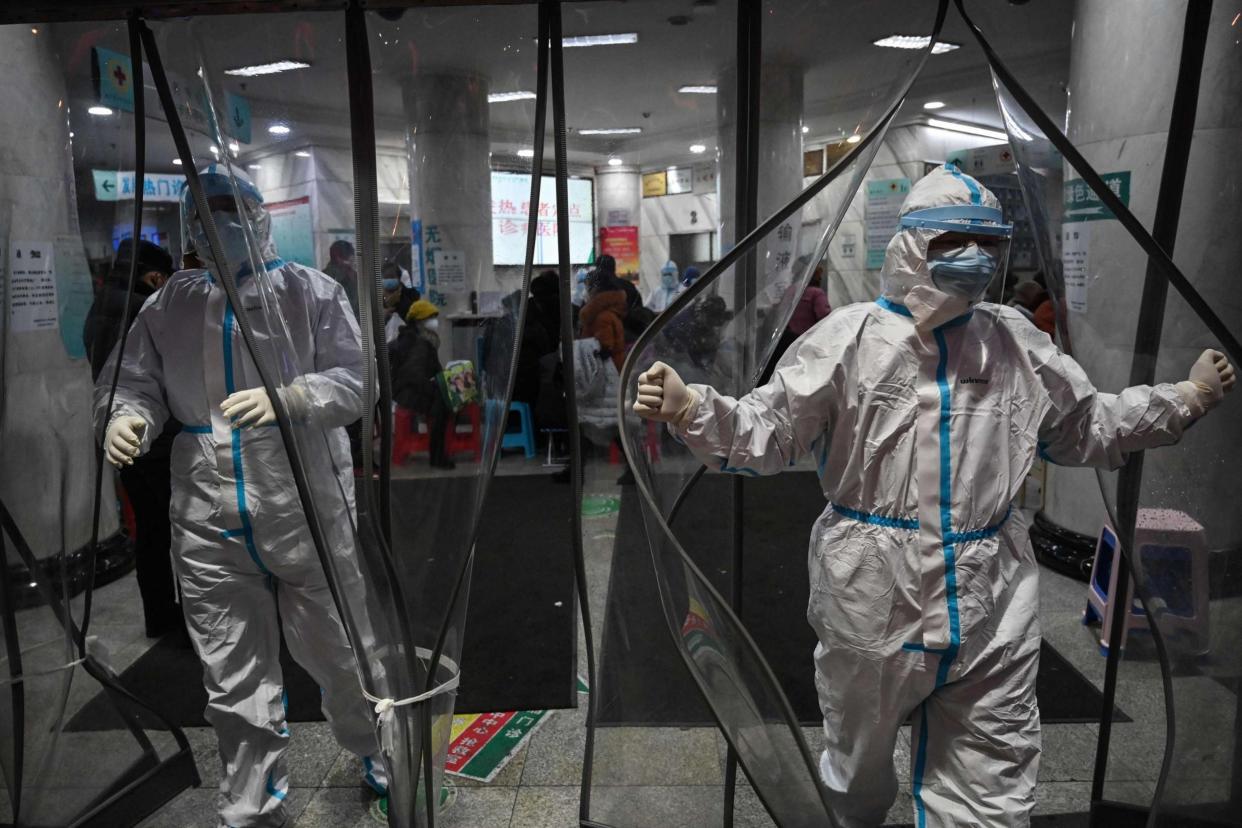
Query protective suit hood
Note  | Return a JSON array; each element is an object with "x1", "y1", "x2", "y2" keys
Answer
[
  {"x1": 180, "y1": 164, "x2": 278, "y2": 279},
  {"x1": 879, "y1": 164, "x2": 1008, "y2": 330}
]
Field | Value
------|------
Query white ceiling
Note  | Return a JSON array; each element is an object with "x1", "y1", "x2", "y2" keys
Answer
[{"x1": 52, "y1": 0, "x2": 1072, "y2": 176}]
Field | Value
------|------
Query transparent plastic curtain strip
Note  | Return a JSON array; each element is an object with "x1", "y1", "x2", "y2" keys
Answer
[
  {"x1": 135, "y1": 9, "x2": 539, "y2": 825},
  {"x1": 609, "y1": 2, "x2": 948, "y2": 825},
  {"x1": 957, "y1": 1, "x2": 1242, "y2": 825},
  {"x1": 1, "y1": 17, "x2": 196, "y2": 826}
]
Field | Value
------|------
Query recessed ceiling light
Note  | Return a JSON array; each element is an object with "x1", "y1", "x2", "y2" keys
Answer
[
  {"x1": 488, "y1": 90, "x2": 537, "y2": 103},
  {"x1": 678, "y1": 85, "x2": 717, "y2": 94},
  {"x1": 923, "y1": 100, "x2": 946, "y2": 110},
  {"x1": 517, "y1": 148, "x2": 535, "y2": 158},
  {"x1": 172, "y1": 158, "x2": 183, "y2": 166},
  {"x1": 927, "y1": 118, "x2": 1008, "y2": 141},
  {"x1": 607, "y1": 157, "x2": 623, "y2": 166},
  {"x1": 247, "y1": 163, "x2": 262, "y2": 170},
  {"x1": 88, "y1": 105, "x2": 113, "y2": 116},
  {"x1": 224, "y1": 60, "x2": 311, "y2": 77},
  {"x1": 295, "y1": 150, "x2": 311, "y2": 158},
  {"x1": 689, "y1": 144, "x2": 707, "y2": 153},
  {"x1": 846, "y1": 134, "x2": 862, "y2": 144},
  {"x1": 801, "y1": 125, "x2": 809, "y2": 134},
  {"x1": 577, "y1": 127, "x2": 642, "y2": 136},
  {"x1": 562, "y1": 33, "x2": 638, "y2": 48},
  {"x1": 268, "y1": 123, "x2": 291, "y2": 136},
  {"x1": 228, "y1": 141, "x2": 241, "y2": 153},
  {"x1": 873, "y1": 35, "x2": 960, "y2": 54}
]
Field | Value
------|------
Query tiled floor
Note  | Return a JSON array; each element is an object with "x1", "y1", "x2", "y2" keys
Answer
[{"x1": 38, "y1": 454, "x2": 1183, "y2": 827}]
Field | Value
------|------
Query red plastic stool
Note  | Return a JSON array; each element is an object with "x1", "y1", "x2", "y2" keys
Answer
[{"x1": 446, "y1": 402, "x2": 482, "y2": 462}]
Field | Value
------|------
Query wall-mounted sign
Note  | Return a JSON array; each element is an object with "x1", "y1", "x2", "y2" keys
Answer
[
  {"x1": 92, "y1": 47, "x2": 134, "y2": 112},
  {"x1": 864, "y1": 177, "x2": 911, "y2": 269},
  {"x1": 945, "y1": 145, "x2": 1015, "y2": 178},
  {"x1": 642, "y1": 171, "x2": 667, "y2": 198},
  {"x1": 435, "y1": 250, "x2": 466, "y2": 292},
  {"x1": 803, "y1": 148, "x2": 824, "y2": 177},
  {"x1": 223, "y1": 92, "x2": 252, "y2": 144},
  {"x1": 266, "y1": 196, "x2": 314, "y2": 267},
  {"x1": 1063, "y1": 171, "x2": 1130, "y2": 223},
  {"x1": 92, "y1": 170, "x2": 186, "y2": 203},
  {"x1": 599, "y1": 226, "x2": 639, "y2": 279},
  {"x1": 666, "y1": 166, "x2": 693, "y2": 195},
  {"x1": 692, "y1": 163, "x2": 716, "y2": 194}
]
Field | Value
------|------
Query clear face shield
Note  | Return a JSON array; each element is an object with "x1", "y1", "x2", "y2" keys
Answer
[
  {"x1": 180, "y1": 173, "x2": 270, "y2": 278},
  {"x1": 901, "y1": 204, "x2": 1014, "y2": 302}
]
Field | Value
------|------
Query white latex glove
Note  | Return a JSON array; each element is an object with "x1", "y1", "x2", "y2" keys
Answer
[
  {"x1": 221, "y1": 387, "x2": 276, "y2": 429},
  {"x1": 104, "y1": 415, "x2": 147, "y2": 468},
  {"x1": 1176, "y1": 349, "x2": 1236, "y2": 419},
  {"x1": 633, "y1": 361, "x2": 700, "y2": 427}
]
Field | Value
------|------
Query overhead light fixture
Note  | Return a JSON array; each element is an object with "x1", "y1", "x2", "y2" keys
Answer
[
  {"x1": 224, "y1": 60, "x2": 311, "y2": 77},
  {"x1": 88, "y1": 105, "x2": 113, "y2": 116},
  {"x1": 923, "y1": 100, "x2": 946, "y2": 110},
  {"x1": 295, "y1": 150, "x2": 311, "y2": 158},
  {"x1": 577, "y1": 127, "x2": 642, "y2": 136},
  {"x1": 873, "y1": 35, "x2": 959, "y2": 54},
  {"x1": 210, "y1": 145, "x2": 220, "y2": 157},
  {"x1": 678, "y1": 85, "x2": 717, "y2": 94},
  {"x1": 846, "y1": 134, "x2": 862, "y2": 144},
  {"x1": 228, "y1": 140, "x2": 240, "y2": 153},
  {"x1": 172, "y1": 158, "x2": 183, "y2": 166},
  {"x1": 562, "y1": 33, "x2": 638, "y2": 48},
  {"x1": 689, "y1": 143, "x2": 707, "y2": 153},
  {"x1": 247, "y1": 163, "x2": 262, "y2": 170},
  {"x1": 927, "y1": 117, "x2": 1008, "y2": 141},
  {"x1": 517, "y1": 148, "x2": 535, "y2": 158},
  {"x1": 268, "y1": 123, "x2": 291, "y2": 136},
  {"x1": 801, "y1": 125, "x2": 810, "y2": 134},
  {"x1": 488, "y1": 90, "x2": 537, "y2": 103}
]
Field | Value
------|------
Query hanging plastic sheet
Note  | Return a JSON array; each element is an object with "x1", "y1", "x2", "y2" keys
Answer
[
  {"x1": 960, "y1": 0, "x2": 1242, "y2": 824},
  {"x1": 140, "y1": 6, "x2": 537, "y2": 825},
  {"x1": 596, "y1": 2, "x2": 948, "y2": 825},
  {"x1": 0, "y1": 18, "x2": 196, "y2": 826}
]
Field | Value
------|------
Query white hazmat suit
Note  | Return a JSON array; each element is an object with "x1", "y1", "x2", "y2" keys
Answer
[
  {"x1": 635, "y1": 165, "x2": 1231, "y2": 826},
  {"x1": 96, "y1": 167, "x2": 385, "y2": 828}
]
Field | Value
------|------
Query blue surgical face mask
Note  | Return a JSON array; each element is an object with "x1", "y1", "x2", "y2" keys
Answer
[
  {"x1": 927, "y1": 243, "x2": 999, "y2": 301},
  {"x1": 194, "y1": 210, "x2": 254, "y2": 277},
  {"x1": 383, "y1": 277, "x2": 401, "y2": 291}
]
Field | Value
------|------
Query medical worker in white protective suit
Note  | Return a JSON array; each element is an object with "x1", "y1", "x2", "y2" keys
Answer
[
  {"x1": 634, "y1": 164, "x2": 1235, "y2": 826},
  {"x1": 647, "y1": 260, "x2": 682, "y2": 313},
  {"x1": 95, "y1": 166, "x2": 387, "y2": 828}
]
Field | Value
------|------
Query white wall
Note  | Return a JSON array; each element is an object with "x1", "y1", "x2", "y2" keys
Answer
[{"x1": 639, "y1": 191, "x2": 719, "y2": 299}]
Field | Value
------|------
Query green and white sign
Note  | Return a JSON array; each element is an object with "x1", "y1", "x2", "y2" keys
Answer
[
  {"x1": 864, "y1": 177, "x2": 911, "y2": 269},
  {"x1": 1063, "y1": 171, "x2": 1130, "y2": 223}
]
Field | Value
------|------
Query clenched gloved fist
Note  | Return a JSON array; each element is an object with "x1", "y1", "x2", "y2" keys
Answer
[
  {"x1": 633, "y1": 361, "x2": 700, "y2": 427},
  {"x1": 221, "y1": 387, "x2": 276, "y2": 429},
  {"x1": 1176, "y1": 349, "x2": 1236, "y2": 419},
  {"x1": 105, "y1": 415, "x2": 147, "y2": 468}
]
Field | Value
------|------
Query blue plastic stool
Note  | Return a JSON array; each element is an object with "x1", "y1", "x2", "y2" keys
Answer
[{"x1": 502, "y1": 401, "x2": 537, "y2": 459}]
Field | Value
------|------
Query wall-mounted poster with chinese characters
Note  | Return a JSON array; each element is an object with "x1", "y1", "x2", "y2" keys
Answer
[
  {"x1": 491, "y1": 171, "x2": 594, "y2": 265},
  {"x1": 599, "y1": 226, "x2": 640, "y2": 280}
]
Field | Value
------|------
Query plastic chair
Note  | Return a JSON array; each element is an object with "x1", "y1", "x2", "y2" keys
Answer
[
  {"x1": 1083, "y1": 509, "x2": 1210, "y2": 656},
  {"x1": 501, "y1": 401, "x2": 537, "y2": 459}
]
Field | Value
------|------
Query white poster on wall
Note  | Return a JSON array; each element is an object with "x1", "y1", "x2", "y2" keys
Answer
[
  {"x1": 1061, "y1": 224, "x2": 1090, "y2": 313},
  {"x1": 864, "y1": 178, "x2": 910, "y2": 269},
  {"x1": 435, "y1": 250, "x2": 466, "y2": 292},
  {"x1": 666, "y1": 166, "x2": 693, "y2": 194},
  {"x1": 491, "y1": 172, "x2": 594, "y2": 266},
  {"x1": 8, "y1": 241, "x2": 58, "y2": 333}
]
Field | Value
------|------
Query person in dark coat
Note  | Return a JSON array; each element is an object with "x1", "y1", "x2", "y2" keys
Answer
[
  {"x1": 83, "y1": 238, "x2": 183, "y2": 638},
  {"x1": 390, "y1": 300, "x2": 454, "y2": 469}
]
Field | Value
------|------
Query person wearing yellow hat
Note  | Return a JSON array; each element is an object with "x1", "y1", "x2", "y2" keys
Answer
[{"x1": 392, "y1": 299, "x2": 452, "y2": 468}]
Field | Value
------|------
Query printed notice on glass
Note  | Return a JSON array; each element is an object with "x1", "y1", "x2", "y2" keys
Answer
[
  {"x1": 864, "y1": 178, "x2": 911, "y2": 269},
  {"x1": 9, "y1": 241, "x2": 58, "y2": 332},
  {"x1": 434, "y1": 250, "x2": 466, "y2": 292},
  {"x1": 1061, "y1": 224, "x2": 1089, "y2": 313}
]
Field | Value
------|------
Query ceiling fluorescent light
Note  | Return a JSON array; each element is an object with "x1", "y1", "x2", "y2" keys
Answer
[
  {"x1": 577, "y1": 127, "x2": 642, "y2": 136},
  {"x1": 268, "y1": 123, "x2": 291, "y2": 136},
  {"x1": 927, "y1": 118, "x2": 1008, "y2": 141},
  {"x1": 923, "y1": 100, "x2": 946, "y2": 110},
  {"x1": 678, "y1": 85, "x2": 717, "y2": 94},
  {"x1": 873, "y1": 35, "x2": 959, "y2": 54},
  {"x1": 488, "y1": 90, "x2": 537, "y2": 103},
  {"x1": 88, "y1": 105, "x2": 113, "y2": 116},
  {"x1": 607, "y1": 157, "x2": 623, "y2": 166},
  {"x1": 224, "y1": 60, "x2": 311, "y2": 77},
  {"x1": 689, "y1": 144, "x2": 707, "y2": 153},
  {"x1": 562, "y1": 33, "x2": 638, "y2": 48},
  {"x1": 517, "y1": 148, "x2": 535, "y2": 158}
]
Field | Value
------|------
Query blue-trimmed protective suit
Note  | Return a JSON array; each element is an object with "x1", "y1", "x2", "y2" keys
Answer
[
  {"x1": 95, "y1": 168, "x2": 384, "y2": 827},
  {"x1": 671, "y1": 166, "x2": 1193, "y2": 826}
]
